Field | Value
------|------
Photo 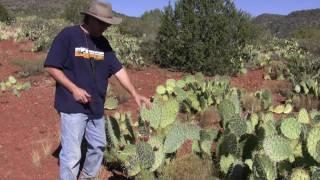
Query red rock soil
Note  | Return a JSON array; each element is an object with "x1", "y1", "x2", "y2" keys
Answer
[{"x1": 0, "y1": 40, "x2": 291, "y2": 179}]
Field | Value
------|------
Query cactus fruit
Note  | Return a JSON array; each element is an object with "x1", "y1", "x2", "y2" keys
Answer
[
  {"x1": 291, "y1": 168, "x2": 310, "y2": 180},
  {"x1": 298, "y1": 108, "x2": 310, "y2": 124},
  {"x1": 280, "y1": 118, "x2": 301, "y2": 139},
  {"x1": 252, "y1": 153, "x2": 276, "y2": 180},
  {"x1": 104, "y1": 97, "x2": 119, "y2": 110},
  {"x1": 307, "y1": 127, "x2": 320, "y2": 163},
  {"x1": 220, "y1": 154, "x2": 236, "y2": 174},
  {"x1": 263, "y1": 135, "x2": 293, "y2": 162}
]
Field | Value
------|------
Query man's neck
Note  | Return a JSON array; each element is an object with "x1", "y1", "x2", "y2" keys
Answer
[{"x1": 80, "y1": 24, "x2": 90, "y2": 34}]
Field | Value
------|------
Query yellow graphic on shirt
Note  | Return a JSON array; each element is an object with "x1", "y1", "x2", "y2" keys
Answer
[{"x1": 75, "y1": 47, "x2": 104, "y2": 61}]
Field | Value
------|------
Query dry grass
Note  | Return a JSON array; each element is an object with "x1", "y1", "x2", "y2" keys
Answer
[
  {"x1": 31, "y1": 151, "x2": 41, "y2": 167},
  {"x1": 11, "y1": 57, "x2": 45, "y2": 77},
  {"x1": 41, "y1": 140, "x2": 52, "y2": 157}
]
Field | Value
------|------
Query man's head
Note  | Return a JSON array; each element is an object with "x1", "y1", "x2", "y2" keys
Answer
[
  {"x1": 81, "y1": 0, "x2": 122, "y2": 36},
  {"x1": 83, "y1": 15, "x2": 111, "y2": 36}
]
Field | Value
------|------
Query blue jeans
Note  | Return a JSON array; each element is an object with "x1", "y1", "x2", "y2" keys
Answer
[{"x1": 59, "y1": 113, "x2": 107, "y2": 180}]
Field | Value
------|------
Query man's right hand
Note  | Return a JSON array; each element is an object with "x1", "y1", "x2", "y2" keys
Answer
[
  {"x1": 44, "y1": 67, "x2": 92, "y2": 104},
  {"x1": 72, "y1": 87, "x2": 91, "y2": 104}
]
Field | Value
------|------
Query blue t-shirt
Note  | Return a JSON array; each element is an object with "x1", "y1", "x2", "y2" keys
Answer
[{"x1": 44, "y1": 25, "x2": 123, "y2": 118}]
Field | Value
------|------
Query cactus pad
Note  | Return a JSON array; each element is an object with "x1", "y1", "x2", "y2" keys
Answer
[
  {"x1": 298, "y1": 108, "x2": 310, "y2": 124},
  {"x1": 280, "y1": 118, "x2": 301, "y2": 139},
  {"x1": 263, "y1": 135, "x2": 293, "y2": 162},
  {"x1": 307, "y1": 127, "x2": 320, "y2": 163},
  {"x1": 220, "y1": 154, "x2": 236, "y2": 174},
  {"x1": 252, "y1": 153, "x2": 276, "y2": 180},
  {"x1": 291, "y1": 168, "x2": 310, "y2": 180},
  {"x1": 104, "y1": 97, "x2": 119, "y2": 110}
]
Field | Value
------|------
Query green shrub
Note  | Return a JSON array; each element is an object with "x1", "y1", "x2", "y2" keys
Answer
[
  {"x1": 63, "y1": 0, "x2": 92, "y2": 24},
  {"x1": 104, "y1": 26, "x2": 144, "y2": 68},
  {"x1": 16, "y1": 16, "x2": 69, "y2": 52},
  {"x1": 155, "y1": 0, "x2": 256, "y2": 76},
  {"x1": 0, "y1": 3, "x2": 13, "y2": 23},
  {"x1": 161, "y1": 154, "x2": 216, "y2": 180},
  {"x1": 11, "y1": 57, "x2": 45, "y2": 77},
  {"x1": 290, "y1": 27, "x2": 320, "y2": 56}
]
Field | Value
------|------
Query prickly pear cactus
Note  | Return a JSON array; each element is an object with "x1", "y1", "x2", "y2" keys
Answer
[
  {"x1": 280, "y1": 118, "x2": 301, "y2": 140},
  {"x1": 106, "y1": 117, "x2": 120, "y2": 148},
  {"x1": 147, "y1": 135, "x2": 165, "y2": 171},
  {"x1": 174, "y1": 87, "x2": 188, "y2": 102},
  {"x1": 228, "y1": 116, "x2": 247, "y2": 138},
  {"x1": 260, "y1": 120, "x2": 277, "y2": 137},
  {"x1": 220, "y1": 154, "x2": 236, "y2": 174},
  {"x1": 218, "y1": 99, "x2": 236, "y2": 127},
  {"x1": 290, "y1": 168, "x2": 310, "y2": 180},
  {"x1": 311, "y1": 166, "x2": 320, "y2": 180},
  {"x1": 136, "y1": 141, "x2": 155, "y2": 169},
  {"x1": 163, "y1": 122, "x2": 200, "y2": 153},
  {"x1": 307, "y1": 127, "x2": 320, "y2": 163},
  {"x1": 217, "y1": 133, "x2": 239, "y2": 157},
  {"x1": 310, "y1": 110, "x2": 320, "y2": 125},
  {"x1": 298, "y1": 108, "x2": 310, "y2": 124},
  {"x1": 263, "y1": 135, "x2": 294, "y2": 162},
  {"x1": 104, "y1": 97, "x2": 119, "y2": 110},
  {"x1": 200, "y1": 128, "x2": 219, "y2": 155},
  {"x1": 252, "y1": 153, "x2": 276, "y2": 180},
  {"x1": 156, "y1": 85, "x2": 166, "y2": 95},
  {"x1": 140, "y1": 99, "x2": 179, "y2": 129}
]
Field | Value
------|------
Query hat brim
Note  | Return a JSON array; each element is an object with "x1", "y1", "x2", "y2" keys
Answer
[{"x1": 80, "y1": 11, "x2": 122, "y2": 25}]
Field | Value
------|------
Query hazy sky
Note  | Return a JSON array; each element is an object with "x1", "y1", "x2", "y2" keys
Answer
[{"x1": 105, "y1": 0, "x2": 320, "y2": 17}]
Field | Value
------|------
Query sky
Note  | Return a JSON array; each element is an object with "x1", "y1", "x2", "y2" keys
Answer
[{"x1": 105, "y1": 0, "x2": 320, "y2": 17}]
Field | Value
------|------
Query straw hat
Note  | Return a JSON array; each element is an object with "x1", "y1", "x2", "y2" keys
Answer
[{"x1": 80, "y1": 0, "x2": 122, "y2": 25}]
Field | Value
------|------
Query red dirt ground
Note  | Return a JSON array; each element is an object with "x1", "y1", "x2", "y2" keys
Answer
[{"x1": 0, "y1": 40, "x2": 291, "y2": 179}]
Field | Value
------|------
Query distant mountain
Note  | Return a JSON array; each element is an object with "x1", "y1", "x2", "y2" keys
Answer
[{"x1": 253, "y1": 9, "x2": 320, "y2": 37}]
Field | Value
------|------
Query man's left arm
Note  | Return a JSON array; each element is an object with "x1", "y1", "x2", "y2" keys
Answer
[{"x1": 114, "y1": 68, "x2": 151, "y2": 108}]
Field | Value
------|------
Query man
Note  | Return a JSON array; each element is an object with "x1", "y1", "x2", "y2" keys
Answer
[{"x1": 44, "y1": 1, "x2": 151, "y2": 179}]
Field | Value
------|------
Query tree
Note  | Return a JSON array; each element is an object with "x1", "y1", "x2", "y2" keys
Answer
[
  {"x1": 63, "y1": 0, "x2": 92, "y2": 24},
  {"x1": 155, "y1": 0, "x2": 255, "y2": 75}
]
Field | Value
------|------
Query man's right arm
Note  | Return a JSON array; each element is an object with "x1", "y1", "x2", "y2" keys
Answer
[{"x1": 45, "y1": 67, "x2": 91, "y2": 104}]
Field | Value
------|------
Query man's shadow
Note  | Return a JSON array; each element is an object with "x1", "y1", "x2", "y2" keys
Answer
[{"x1": 52, "y1": 140, "x2": 130, "y2": 179}]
